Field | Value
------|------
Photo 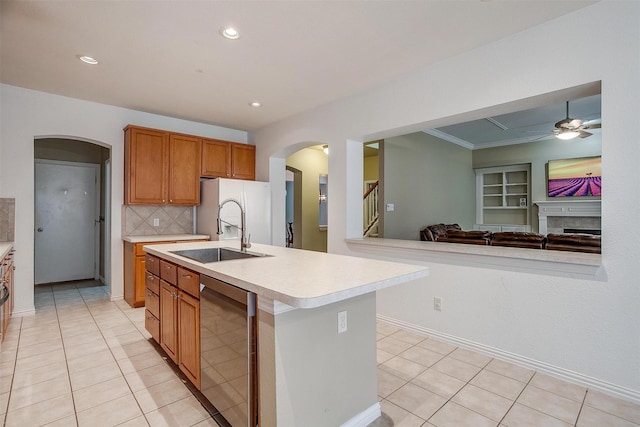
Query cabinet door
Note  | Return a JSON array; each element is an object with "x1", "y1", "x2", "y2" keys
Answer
[
  {"x1": 133, "y1": 255, "x2": 146, "y2": 307},
  {"x1": 201, "y1": 138, "x2": 232, "y2": 178},
  {"x1": 125, "y1": 126, "x2": 169, "y2": 204},
  {"x1": 178, "y1": 291, "x2": 201, "y2": 389},
  {"x1": 169, "y1": 134, "x2": 201, "y2": 205},
  {"x1": 160, "y1": 280, "x2": 179, "y2": 363},
  {"x1": 231, "y1": 143, "x2": 256, "y2": 180}
]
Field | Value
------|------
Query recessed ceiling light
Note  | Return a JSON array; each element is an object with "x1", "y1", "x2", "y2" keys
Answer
[
  {"x1": 219, "y1": 26, "x2": 240, "y2": 40},
  {"x1": 249, "y1": 101, "x2": 262, "y2": 108},
  {"x1": 78, "y1": 55, "x2": 98, "y2": 65}
]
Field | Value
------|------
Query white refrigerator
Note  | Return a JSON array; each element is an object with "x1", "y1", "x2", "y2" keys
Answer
[{"x1": 197, "y1": 178, "x2": 271, "y2": 245}]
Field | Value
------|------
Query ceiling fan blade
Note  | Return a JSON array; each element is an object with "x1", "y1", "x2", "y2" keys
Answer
[
  {"x1": 583, "y1": 122, "x2": 601, "y2": 129},
  {"x1": 578, "y1": 130, "x2": 593, "y2": 138}
]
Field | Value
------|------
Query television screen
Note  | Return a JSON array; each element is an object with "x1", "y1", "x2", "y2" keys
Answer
[{"x1": 548, "y1": 156, "x2": 601, "y2": 197}]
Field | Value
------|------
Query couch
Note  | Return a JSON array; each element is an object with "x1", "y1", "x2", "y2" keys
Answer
[{"x1": 419, "y1": 224, "x2": 600, "y2": 253}]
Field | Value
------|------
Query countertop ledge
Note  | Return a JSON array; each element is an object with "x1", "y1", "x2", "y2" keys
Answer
[
  {"x1": 0, "y1": 242, "x2": 13, "y2": 259},
  {"x1": 123, "y1": 234, "x2": 209, "y2": 243},
  {"x1": 144, "y1": 241, "x2": 429, "y2": 309}
]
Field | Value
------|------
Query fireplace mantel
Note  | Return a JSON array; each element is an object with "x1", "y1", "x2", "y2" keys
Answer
[{"x1": 534, "y1": 200, "x2": 601, "y2": 234}]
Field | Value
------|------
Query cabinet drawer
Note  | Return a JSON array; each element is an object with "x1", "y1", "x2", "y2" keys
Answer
[
  {"x1": 177, "y1": 267, "x2": 200, "y2": 298},
  {"x1": 145, "y1": 254, "x2": 160, "y2": 276},
  {"x1": 145, "y1": 310, "x2": 160, "y2": 343},
  {"x1": 160, "y1": 260, "x2": 177, "y2": 285},
  {"x1": 145, "y1": 272, "x2": 159, "y2": 295},
  {"x1": 145, "y1": 288, "x2": 160, "y2": 318}
]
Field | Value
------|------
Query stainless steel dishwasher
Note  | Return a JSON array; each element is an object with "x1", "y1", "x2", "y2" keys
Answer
[{"x1": 200, "y1": 275, "x2": 258, "y2": 427}]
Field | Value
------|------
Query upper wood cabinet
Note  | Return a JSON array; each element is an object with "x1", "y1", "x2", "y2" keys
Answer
[
  {"x1": 125, "y1": 125, "x2": 201, "y2": 205},
  {"x1": 125, "y1": 126, "x2": 169, "y2": 204},
  {"x1": 201, "y1": 138, "x2": 256, "y2": 181}
]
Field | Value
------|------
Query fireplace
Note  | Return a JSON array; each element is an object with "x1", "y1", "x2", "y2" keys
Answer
[{"x1": 534, "y1": 200, "x2": 601, "y2": 235}]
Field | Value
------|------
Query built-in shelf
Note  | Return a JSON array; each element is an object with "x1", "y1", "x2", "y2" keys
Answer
[{"x1": 476, "y1": 164, "x2": 531, "y2": 230}]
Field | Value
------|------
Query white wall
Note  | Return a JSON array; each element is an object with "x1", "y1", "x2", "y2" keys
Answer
[
  {"x1": 254, "y1": 2, "x2": 640, "y2": 401},
  {"x1": 0, "y1": 85, "x2": 247, "y2": 314}
]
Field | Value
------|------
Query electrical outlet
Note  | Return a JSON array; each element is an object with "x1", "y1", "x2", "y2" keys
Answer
[
  {"x1": 337, "y1": 310, "x2": 348, "y2": 334},
  {"x1": 153, "y1": 218, "x2": 160, "y2": 227},
  {"x1": 386, "y1": 203, "x2": 395, "y2": 212},
  {"x1": 434, "y1": 297, "x2": 443, "y2": 311}
]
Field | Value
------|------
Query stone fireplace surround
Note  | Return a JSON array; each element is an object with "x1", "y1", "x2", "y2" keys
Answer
[{"x1": 534, "y1": 200, "x2": 601, "y2": 235}]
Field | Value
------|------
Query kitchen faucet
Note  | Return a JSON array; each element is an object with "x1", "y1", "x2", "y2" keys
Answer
[{"x1": 217, "y1": 198, "x2": 251, "y2": 252}]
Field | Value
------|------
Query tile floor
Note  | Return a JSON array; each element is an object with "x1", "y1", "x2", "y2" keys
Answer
[{"x1": 1, "y1": 280, "x2": 639, "y2": 427}]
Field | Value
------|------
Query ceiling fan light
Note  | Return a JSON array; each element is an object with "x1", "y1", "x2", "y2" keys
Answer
[{"x1": 556, "y1": 130, "x2": 580, "y2": 140}]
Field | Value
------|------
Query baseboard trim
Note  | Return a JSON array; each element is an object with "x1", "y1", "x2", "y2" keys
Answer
[
  {"x1": 11, "y1": 307, "x2": 36, "y2": 317},
  {"x1": 340, "y1": 402, "x2": 381, "y2": 427},
  {"x1": 377, "y1": 314, "x2": 640, "y2": 405}
]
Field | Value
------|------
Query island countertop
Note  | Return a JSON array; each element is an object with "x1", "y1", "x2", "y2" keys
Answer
[{"x1": 144, "y1": 241, "x2": 429, "y2": 309}]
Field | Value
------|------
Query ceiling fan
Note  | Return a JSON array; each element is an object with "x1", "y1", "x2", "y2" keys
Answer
[{"x1": 554, "y1": 101, "x2": 601, "y2": 140}]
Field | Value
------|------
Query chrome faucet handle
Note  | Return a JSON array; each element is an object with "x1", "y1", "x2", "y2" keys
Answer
[{"x1": 244, "y1": 233, "x2": 252, "y2": 249}]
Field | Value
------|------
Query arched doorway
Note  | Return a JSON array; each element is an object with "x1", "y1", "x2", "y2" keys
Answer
[{"x1": 34, "y1": 138, "x2": 111, "y2": 287}]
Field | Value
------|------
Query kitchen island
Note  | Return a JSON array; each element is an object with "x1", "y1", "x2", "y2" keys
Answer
[{"x1": 144, "y1": 240, "x2": 429, "y2": 427}]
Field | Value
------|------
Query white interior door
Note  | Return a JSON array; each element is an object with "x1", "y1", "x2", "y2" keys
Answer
[{"x1": 35, "y1": 160, "x2": 99, "y2": 284}]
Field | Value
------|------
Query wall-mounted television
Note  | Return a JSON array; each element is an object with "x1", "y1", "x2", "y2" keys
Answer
[{"x1": 548, "y1": 156, "x2": 601, "y2": 197}]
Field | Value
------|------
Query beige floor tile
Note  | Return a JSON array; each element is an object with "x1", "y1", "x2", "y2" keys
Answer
[
  {"x1": 116, "y1": 415, "x2": 150, "y2": 426},
  {"x1": 379, "y1": 356, "x2": 428, "y2": 381},
  {"x1": 124, "y1": 362, "x2": 177, "y2": 392},
  {"x1": 63, "y1": 331, "x2": 107, "y2": 348},
  {"x1": 377, "y1": 348, "x2": 395, "y2": 365},
  {"x1": 98, "y1": 323, "x2": 140, "y2": 339},
  {"x1": 583, "y1": 390, "x2": 640, "y2": 424},
  {"x1": 42, "y1": 414, "x2": 78, "y2": 426},
  {"x1": 576, "y1": 404, "x2": 638, "y2": 427},
  {"x1": 67, "y1": 349, "x2": 116, "y2": 373},
  {"x1": 73, "y1": 376, "x2": 132, "y2": 412},
  {"x1": 387, "y1": 382, "x2": 447, "y2": 420},
  {"x1": 104, "y1": 331, "x2": 146, "y2": 348},
  {"x1": 10, "y1": 360, "x2": 68, "y2": 390},
  {"x1": 133, "y1": 377, "x2": 192, "y2": 414},
  {"x1": 432, "y1": 356, "x2": 482, "y2": 382},
  {"x1": 0, "y1": 373, "x2": 12, "y2": 394},
  {"x1": 377, "y1": 322, "x2": 401, "y2": 337},
  {"x1": 144, "y1": 395, "x2": 211, "y2": 427},
  {"x1": 63, "y1": 336, "x2": 110, "y2": 359},
  {"x1": 4, "y1": 394, "x2": 75, "y2": 427},
  {"x1": 16, "y1": 326, "x2": 61, "y2": 343},
  {"x1": 191, "y1": 418, "x2": 221, "y2": 427},
  {"x1": 17, "y1": 338, "x2": 63, "y2": 359},
  {"x1": 109, "y1": 339, "x2": 156, "y2": 360},
  {"x1": 389, "y1": 329, "x2": 427, "y2": 346},
  {"x1": 76, "y1": 394, "x2": 143, "y2": 427},
  {"x1": 69, "y1": 360, "x2": 123, "y2": 391},
  {"x1": 517, "y1": 385, "x2": 582, "y2": 425},
  {"x1": 8, "y1": 375, "x2": 70, "y2": 412},
  {"x1": 470, "y1": 369, "x2": 527, "y2": 400},
  {"x1": 400, "y1": 346, "x2": 444, "y2": 368},
  {"x1": 501, "y1": 403, "x2": 573, "y2": 427},
  {"x1": 60, "y1": 322, "x2": 100, "y2": 338},
  {"x1": 417, "y1": 338, "x2": 457, "y2": 356},
  {"x1": 412, "y1": 368, "x2": 466, "y2": 399},
  {"x1": 377, "y1": 336, "x2": 414, "y2": 356},
  {"x1": 485, "y1": 358, "x2": 534, "y2": 383},
  {"x1": 448, "y1": 347, "x2": 492, "y2": 368},
  {"x1": 529, "y1": 372, "x2": 587, "y2": 402},
  {"x1": 429, "y1": 401, "x2": 497, "y2": 427},
  {"x1": 368, "y1": 399, "x2": 426, "y2": 427},
  {"x1": 116, "y1": 349, "x2": 165, "y2": 375},
  {"x1": 377, "y1": 368, "x2": 408, "y2": 398},
  {"x1": 452, "y1": 384, "x2": 513, "y2": 421},
  {"x1": 0, "y1": 391, "x2": 9, "y2": 416}
]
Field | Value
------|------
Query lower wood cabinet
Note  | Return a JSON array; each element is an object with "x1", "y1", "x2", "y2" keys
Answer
[
  {"x1": 1, "y1": 249, "x2": 15, "y2": 341},
  {"x1": 146, "y1": 254, "x2": 201, "y2": 389},
  {"x1": 124, "y1": 239, "x2": 206, "y2": 308}
]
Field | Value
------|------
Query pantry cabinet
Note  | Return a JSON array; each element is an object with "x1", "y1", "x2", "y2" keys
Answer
[
  {"x1": 124, "y1": 125, "x2": 201, "y2": 205},
  {"x1": 201, "y1": 137, "x2": 256, "y2": 181}
]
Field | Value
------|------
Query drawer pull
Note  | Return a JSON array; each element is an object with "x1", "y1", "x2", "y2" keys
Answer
[{"x1": 182, "y1": 274, "x2": 192, "y2": 279}]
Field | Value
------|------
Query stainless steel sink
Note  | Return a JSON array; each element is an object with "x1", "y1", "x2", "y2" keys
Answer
[{"x1": 170, "y1": 247, "x2": 269, "y2": 263}]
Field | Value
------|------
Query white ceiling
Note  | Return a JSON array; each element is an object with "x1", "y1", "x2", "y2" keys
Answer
[{"x1": 1, "y1": 1, "x2": 597, "y2": 132}]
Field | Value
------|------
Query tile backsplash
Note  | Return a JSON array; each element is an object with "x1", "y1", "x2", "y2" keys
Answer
[
  {"x1": 122, "y1": 205, "x2": 194, "y2": 236},
  {"x1": 0, "y1": 198, "x2": 15, "y2": 242}
]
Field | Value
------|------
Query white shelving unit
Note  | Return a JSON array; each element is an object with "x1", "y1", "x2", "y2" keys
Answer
[{"x1": 475, "y1": 164, "x2": 531, "y2": 230}]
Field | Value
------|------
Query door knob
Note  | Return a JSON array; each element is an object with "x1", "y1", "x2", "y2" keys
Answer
[{"x1": 37, "y1": 227, "x2": 43, "y2": 232}]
